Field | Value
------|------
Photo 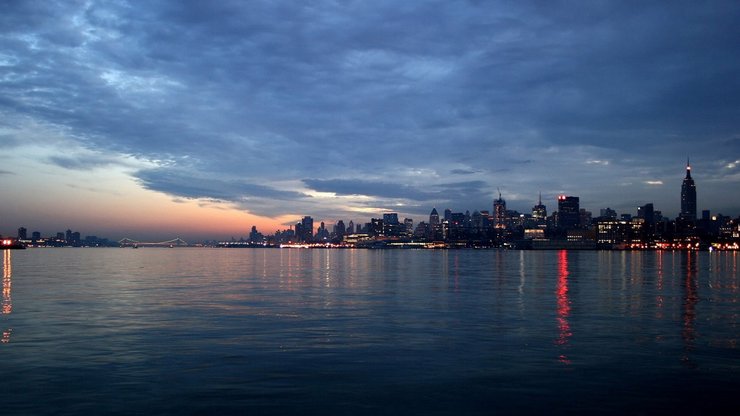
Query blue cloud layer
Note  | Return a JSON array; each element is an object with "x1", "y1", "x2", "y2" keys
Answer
[{"x1": 1, "y1": 1, "x2": 739, "y2": 220}]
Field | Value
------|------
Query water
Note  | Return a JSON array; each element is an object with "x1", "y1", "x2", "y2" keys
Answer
[{"x1": 1, "y1": 248, "x2": 738, "y2": 415}]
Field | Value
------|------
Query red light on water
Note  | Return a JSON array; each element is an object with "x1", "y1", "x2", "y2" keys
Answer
[{"x1": 556, "y1": 250, "x2": 572, "y2": 364}]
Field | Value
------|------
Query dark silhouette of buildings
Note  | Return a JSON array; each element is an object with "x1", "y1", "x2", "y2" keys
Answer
[
  {"x1": 248, "y1": 226, "x2": 264, "y2": 243},
  {"x1": 11, "y1": 159, "x2": 740, "y2": 250},
  {"x1": 294, "y1": 216, "x2": 314, "y2": 242},
  {"x1": 557, "y1": 196, "x2": 580, "y2": 229}
]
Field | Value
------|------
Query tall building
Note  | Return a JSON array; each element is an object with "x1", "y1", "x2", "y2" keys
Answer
[
  {"x1": 413, "y1": 221, "x2": 428, "y2": 238},
  {"x1": 471, "y1": 211, "x2": 484, "y2": 232},
  {"x1": 382, "y1": 213, "x2": 399, "y2": 225},
  {"x1": 17, "y1": 227, "x2": 27, "y2": 240},
  {"x1": 298, "y1": 216, "x2": 314, "y2": 242},
  {"x1": 493, "y1": 191, "x2": 506, "y2": 229},
  {"x1": 600, "y1": 208, "x2": 617, "y2": 219},
  {"x1": 370, "y1": 218, "x2": 384, "y2": 236},
  {"x1": 315, "y1": 222, "x2": 329, "y2": 240},
  {"x1": 429, "y1": 208, "x2": 440, "y2": 225},
  {"x1": 447, "y1": 212, "x2": 466, "y2": 240},
  {"x1": 532, "y1": 193, "x2": 547, "y2": 222},
  {"x1": 403, "y1": 218, "x2": 414, "y2": 236},
  {"x1": 637, "y1": 203, "x2": 655, "y2": 225},
  {"x1": 680, "y1": 159, "x2": 697, "y2": 220},
  {"x1": 557, "y1": 195, "x2": 580, "y2": 229},
  {"x1": 382, "y1": 213, "x2": 402, "y2": 236},
  {"x1": 333, "y1": 220, "x2": 346, "y2": 239},
  {"x1": 248, "y1": 226, "x2": 264, "y2": 243},
  {"x1": 579, "y1": 209, "x2": 592, "y2": 227}
]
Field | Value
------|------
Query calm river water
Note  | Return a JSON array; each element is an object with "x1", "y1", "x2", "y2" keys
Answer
[{"x1": 1, "y1": 248, "x2": 738, "y2": 415}]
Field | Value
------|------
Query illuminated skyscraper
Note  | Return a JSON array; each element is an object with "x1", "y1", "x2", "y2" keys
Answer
[
  {"x1": 382, "y1": 213, "x2": 402, "y2": 236},
  {"x1": 680, "y1": 159, "x2": 697, "y2": 220},
  {"x1": 493, "y1": 190, "x2": 506, "y2": 229},
  {"x1": 532, "y1": 193, "x2": 547, "y2": 222},
  {"x1": 403, "y1": 218, "x2": 414, "y2": 236}
]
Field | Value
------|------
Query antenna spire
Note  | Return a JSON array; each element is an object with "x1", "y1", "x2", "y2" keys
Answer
[{"x1": 684, "y1": 157, "x2": 693, "y2": 179}]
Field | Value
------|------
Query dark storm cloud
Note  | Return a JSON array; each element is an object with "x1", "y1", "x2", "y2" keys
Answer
[
  {"x1": 1, "y1": 0, "x2": 739, "y2": 219},
  {"x1": 136, "y1": 169, "x2": 306, "y2": 201},
  {"x1": 303, "y1": 178, "x2": 493, "y2": 211}
]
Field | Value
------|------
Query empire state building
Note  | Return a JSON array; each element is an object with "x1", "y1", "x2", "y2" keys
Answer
[{"x1": 680, "y1": 160, "x2": 697, "y2": 220}]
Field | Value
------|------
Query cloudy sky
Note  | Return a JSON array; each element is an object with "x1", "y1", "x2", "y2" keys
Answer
[{"x1": 1, "y1": 1, "x2": 739, "y2": 240}]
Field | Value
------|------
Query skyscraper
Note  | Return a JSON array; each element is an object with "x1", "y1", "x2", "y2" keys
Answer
[
  {"x1": 382, "y1": 213, "x2": 399, "y2": 225},
  {"x1": 532, "y1": 193, "x2": 547, "y2": 222},
  {"x1": 680, "y1": 159, "x2": 697, "y2": 220},
  {"x1": 429, "y1": 208, "x2": 440, "y2": 225},
  {"x1": 382, "y1": 213, "x2": 401, "y2": 236},
  {"x1": 334, "y1": 220, "x2": 346, "y2": 239},
  {"x1": 637, "y1": 203, "x2": 655, "y2": 225},
  {"x1": 347, "y1": 220, "x2": 355, "y2": 234},
  {"x1": 403, "y1": 218, "x2": 414, "y2": 236},
  {"x1": 557, "y1": 195, "x2": 580, "y2": 229},
  {"x1": 443, "y1": 209, "x2": 452, "y2": 222},
  {"x1": 298, "y1": 216, "x2": 314, "y2": 242},
  {"x1": 493, "y1": 190, "x2": 506, "y2": 229}
]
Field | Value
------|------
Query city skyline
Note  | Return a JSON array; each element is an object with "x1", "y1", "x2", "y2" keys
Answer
[
  {"x1": 5, "y1": 160, "x2": 738, "y2": 243},
  {"x1": 1, "y1": 2, "x2": 740, "y2": 240}
]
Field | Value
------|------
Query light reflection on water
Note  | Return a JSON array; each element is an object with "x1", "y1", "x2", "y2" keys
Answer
[
  {"x1": 2, "y1": 250, "x2": 11, "y2": 343},
  {"x1": 0, "y1": 248, "x2": 738, "y2": 415},
  {"x1": 555, "y1": 250, "x2": 571, "y2": 364}
]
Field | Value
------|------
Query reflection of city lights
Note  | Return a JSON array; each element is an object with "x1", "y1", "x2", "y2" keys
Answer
[
  {"x1": 2, "y1": 250, "x2": 11, "y2": 344},
  {"x1": 2, "y1": 250, "x2": 11, "y2": 315},
  {"x1": 556, "y1": 250, "x2": 572, "y2": 364},
  {"x1": 655, "y1": 251, "x2": 664, "y2": 319},
  {"x1": 682, "y1": 254, "x2": 698, "y2": 365},
  {"x1": 3, "y1": 249, "x2": 11, "y2": 278}
]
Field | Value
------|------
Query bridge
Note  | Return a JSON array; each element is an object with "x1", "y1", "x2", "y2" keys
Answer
[{"x1": 118, "y1": 237, "x2": 189, "y2": 247}]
